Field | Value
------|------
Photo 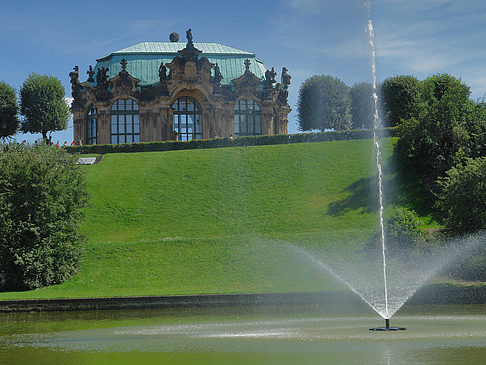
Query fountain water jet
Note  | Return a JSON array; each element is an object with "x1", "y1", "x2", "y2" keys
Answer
[{"x1": 365, "y1": 0, "x2": 401, "y2": 330}]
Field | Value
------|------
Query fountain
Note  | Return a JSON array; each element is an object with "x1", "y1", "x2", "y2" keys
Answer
[
  {"x1": 365, "y1": 3, "x2": 402, "y2": 331},
  {"x1": 285, "y1": 2, "x2": 486, "y2": 330}
]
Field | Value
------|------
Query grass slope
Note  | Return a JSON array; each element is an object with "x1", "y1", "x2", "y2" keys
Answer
[{"x1": 0, "y1": 139, "x2": 426, "y2": 300}]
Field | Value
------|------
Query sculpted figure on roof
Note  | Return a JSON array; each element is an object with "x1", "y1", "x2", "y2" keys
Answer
[
  {"x1": 158, "y1": 62, "x2": 167, "y2": 82},
  {"x1": 186, "y1": 28, "x2": 193, "y2": 44},
  {"x1": 96, "y1": 67, "x2": 109, "y2": 87},
  {"x1": 281, "y1": 67, "x2": 291, "y2": 90},
  {"x1": 87, "y1": 66, "x2": 95, "y2": 83}
]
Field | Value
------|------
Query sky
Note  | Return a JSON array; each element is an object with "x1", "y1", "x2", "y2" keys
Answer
[{"x1": 1, "y1": 0, "x2": 485, "y2": 143}]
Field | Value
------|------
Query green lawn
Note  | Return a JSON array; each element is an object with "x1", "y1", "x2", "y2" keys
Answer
[{"x1": 0, "y1": 139, "x2": 435, "y2": 300}]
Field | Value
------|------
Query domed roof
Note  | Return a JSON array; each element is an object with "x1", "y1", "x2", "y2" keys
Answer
[{"x1": 93, "y1": 42, "x2": 266, "y2": 86}]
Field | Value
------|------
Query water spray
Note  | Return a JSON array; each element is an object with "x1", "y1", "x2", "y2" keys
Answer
[{"x1": 366, "y1": 1, "x2": 405, "y2": 331}]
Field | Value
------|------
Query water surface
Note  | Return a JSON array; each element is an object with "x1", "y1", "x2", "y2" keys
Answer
[{"x1": 2, "y1": 303, "x2": 486, "y2": 364}]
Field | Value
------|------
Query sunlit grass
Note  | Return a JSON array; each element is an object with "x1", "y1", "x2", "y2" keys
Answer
[{"x1": 0, "y1": 138, "x2": 438, "y2": 300}]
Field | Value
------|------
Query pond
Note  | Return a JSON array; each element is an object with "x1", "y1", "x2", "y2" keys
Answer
[{"x1": 2, "y1": 302, "x2": 486, "y2": 364}]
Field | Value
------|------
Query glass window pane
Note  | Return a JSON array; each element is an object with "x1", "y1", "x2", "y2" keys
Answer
[
  {"x1": 126, "y1": 115, "x2": 133, "y2": 133},
  {"x1": 188, "y1": 100, "x2": 194, "y2": 111},
  {"x1": 111, "y1": 135, "x2": 117, "y2": 144},
  {"x1": 119, "y1": 135, "x2": 126, "y2": 144},
  {"x1": 126, "y1": 135, "x2": 133, "y2": 143},
  {"x1": 119, "y1": 116, "x2": 125, "y2": 133},
  {"x1": 111, "y1": 101, "x2": 118, "y2": 111},
  {"x1": 134, "y1": 135, "x2": 140, "y2": 143},
  {"x1": 254, "y1": 102, "x2": 260, "y2": 111},
  {"x1": 111, "y1": 117, "x2": 117, "y2": 133},
  {"x1": 133, "y1": 101, "x2": 139, "y2": 111}
]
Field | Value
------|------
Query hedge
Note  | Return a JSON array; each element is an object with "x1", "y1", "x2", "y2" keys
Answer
[{"x1": 65, "y1": 128, "x2": 398, "y2": 155}]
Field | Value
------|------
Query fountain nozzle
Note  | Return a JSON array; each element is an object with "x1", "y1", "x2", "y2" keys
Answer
[{"x1": 369, "y1": 318, "x2": 406, "y2": 331}]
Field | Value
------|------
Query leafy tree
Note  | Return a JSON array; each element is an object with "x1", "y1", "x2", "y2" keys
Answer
[
  {"x1": 396, "y1": 74, "x2": 475, "y2": 178},
  {"x1": 350, "y1": 82, "x2": 374, "y2": 129},
  {"x1": 20, "y1": 73, "x2": 70, "y2": 141},
  {"x1": 381, "y1": 75, "x2": 420, "y2": 127},
  {"x1": 297, "y1": 75, "x2": 352, "y2": 131},
  {"x1": 0, "y1": 143, "x2": 88, "y2": 290},
  {"x1": 0, "y1": 81, "x2": 20, "y2": 139},
  {"x1": 436, "y1": 157, "x2": 486, "y2": 233}
]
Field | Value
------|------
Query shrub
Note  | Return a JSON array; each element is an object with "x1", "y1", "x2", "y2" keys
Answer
[
  {"x1": 65, "y1": 129, "x2": 398, "y2": 155},
  {"x1": 0, "y1": 143, "x2": 88, "y2": 290},
  {"x1": 436, "y1": 157, "x2": 486, "y2": 233}
]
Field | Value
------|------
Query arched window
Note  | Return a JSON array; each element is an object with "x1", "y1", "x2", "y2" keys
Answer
[
  {"x1": 110, "y1": 99, "x2": 140, "y2": 144},
  {"x1": 87, "y1": 105, "x2": 97, "y2": 145},
  {"x1": 172, "y1": 96, "x2": 202, "y2": 141},
  {"x1": 234, "y1": 99, "x2": 261, "y2": 137}
]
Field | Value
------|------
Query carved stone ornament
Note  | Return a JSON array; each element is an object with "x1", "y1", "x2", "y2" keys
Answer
[
  {"x1": 87, "y1": 65, "x2": 95, "y2": 83},
  {"x1": 110, "y1": 67, "x2": 140, "y2": 97},
  {"x1": 96, "y1": 67, "x2": 110, "y2": 87},
  {"x1": 232, "y1": 59, "x2": 263, "y2": 97}
]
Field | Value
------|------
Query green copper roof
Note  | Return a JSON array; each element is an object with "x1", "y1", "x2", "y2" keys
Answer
[{"x1": 93, "y1": 42, "x2": 266, "y2": 86}]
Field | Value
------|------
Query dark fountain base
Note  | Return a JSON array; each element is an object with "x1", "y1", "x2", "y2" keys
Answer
[{"x1": 369, "y1": 318, "x2": 406, "y2": 331}]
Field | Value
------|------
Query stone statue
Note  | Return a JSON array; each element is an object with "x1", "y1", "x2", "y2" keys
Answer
[
  {"x1": 281, "y1": 67, "x2": 291, "y2": 90},
  {"x1": 186, "y1": 28, "x2": 193, "y2": 44},
  {"x1": 213, "y1": 63, "x2": 223, "y2": 84},
  {"x1": 87, "y1": 65, "x2": 95, "y2": 83},
  {"x1": 264, "y1": 67, "x2": 277, "y2": 88},
  {"x1": 69, "y1": 66, "x2": 79, "y2": 88},
  {"x1": 96, "y1": 67, "x2": 109, "y2": 87},
  {"x1": 159, "y1": 62, "x2": 167, "y2": 82}
]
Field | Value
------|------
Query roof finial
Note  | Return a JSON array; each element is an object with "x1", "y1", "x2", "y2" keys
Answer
[
  {"x1": 120, "y1": 58, "x2": 128, "y2": 72},
  {"x1": 244, "y1": 59, "x2": 251, "y2": 73}
]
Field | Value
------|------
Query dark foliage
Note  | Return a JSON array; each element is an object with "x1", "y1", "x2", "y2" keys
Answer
[
  {"x1": 0, "y1": 82, "x2": 20, "y2": 139},
  {"x1": 436, "y1": 157, "x2": 486, "y2": 233},
  {"x1": 381, "y1": 75, "x2": 420, "y2": 127},
  {"x1": 0, "y1": 143, "x2": 88, "y2": 290},
  {"x1": 350, "y1": 82, "x2": 374, "y2": 129},
  {"x1": 66, "y1": 128, "x2": 399, "y2": 155},
  {"x1": 297, "y1": 75, "x2": 352, "y2": 131},
  {"x1": 396, "y1": 74, "x2": 477, "y2": 179}
]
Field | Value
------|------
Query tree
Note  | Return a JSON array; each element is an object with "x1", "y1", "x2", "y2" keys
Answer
[
  {"x1": 396, "y1": 74, "x2": 475, "y2": 178},
  {"x1": 0, "y1": 81, "x2": 20, "y2": 139},
  {"x1": 350, "y1": 82, "x2": 374, "y2": 129},
  {"x1": 19, "y1": 73, "x2": 70, "y2": 141},
  {"x1": 436, "y1": 157, "x2": 486, "y2": 232},
  {"x1": 0, "y1": 143, "x2": 88, "y2": 290},
  {"x1": 381, "y1": 75, "x2": 420, "y2": 127},
  {"x1": 297, "y1": 75, "x2": 352, "y2": 131}
]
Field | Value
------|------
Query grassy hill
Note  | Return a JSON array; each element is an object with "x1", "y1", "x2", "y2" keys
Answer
[{"x1": 0, "y1": 138, "x2": 432, "y2": 300}]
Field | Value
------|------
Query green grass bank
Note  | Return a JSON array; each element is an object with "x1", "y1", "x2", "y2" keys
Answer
[{"x1": 0, "y1": 138, "x2": 435, "y2": 300}]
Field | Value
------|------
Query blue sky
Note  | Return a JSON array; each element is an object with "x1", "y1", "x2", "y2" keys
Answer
[{"x1": 2, "y1": 0, "x2": 485, "y2": 143}]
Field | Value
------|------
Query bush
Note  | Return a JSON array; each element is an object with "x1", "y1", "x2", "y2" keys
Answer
[
  {"x1": 386, "y1": 207, "x2": 422, "y2": 246},
  {"x1": 65, "y1": 128, "x2": 398, "y2": 155},
  {"x1": 436, "y1": 157, "x2": 486, "y2": 233},
  {"x1": 0, "y1": 143, "x2": 88, "y2": 290}
]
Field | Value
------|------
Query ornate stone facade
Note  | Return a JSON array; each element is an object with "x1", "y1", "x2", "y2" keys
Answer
[{"x1": 70, "y1": 30, "x2": 291, "y2": 145}]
